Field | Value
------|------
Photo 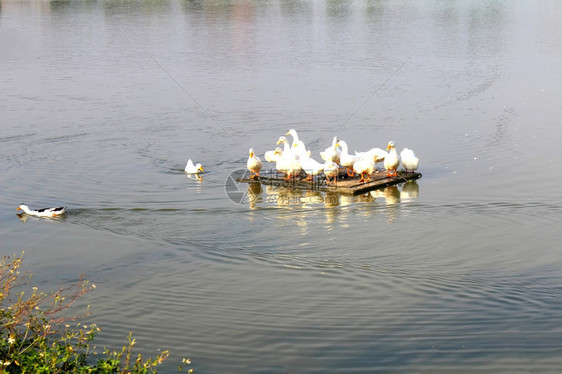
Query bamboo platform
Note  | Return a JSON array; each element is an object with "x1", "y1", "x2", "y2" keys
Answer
[{"x1": 238, "y1": 169, "x2": 421, "y2": 195}]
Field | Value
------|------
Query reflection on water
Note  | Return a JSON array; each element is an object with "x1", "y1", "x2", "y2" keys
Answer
[
  {"x1": 245, "y1": 181, "x2": 262, "y2": 209},
  {"x1": 186, "y1": 173, "x2": 203, "y2": 182},
  {"x1": 258, "y1": 181, "x2": 419, "y2": 210},
  {"x1": 248, "y1": 181, "x2": 421, "y2": 226},
  {"x1": 400, "y1": 180, "x2": 419, "y2": 201},
  {"x1": 16, "y1": 213, "x2": 67, "y2": 224},
  {"x1": 185, "y1": 172, "x2": 203, "y2": 194},
  {"x1": 371, "y1": 185, "x2": 401, "y2": 223},
  {"x1": 240, "y1": 181, "x2": 423, "y2": 237},
  {"x1": 263, "y1": 186, "x2": 333, "y2": 208},
  {"x1": 16, "y1": 213, "x2": 29, "y2": 223}
]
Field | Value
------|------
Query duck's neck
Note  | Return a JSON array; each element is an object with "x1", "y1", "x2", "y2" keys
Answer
[
  {"x1": 339, "y1": 141, "x2": 349, "y2": 156},
  {"x1": 20, "y1": 205, "x2": 32, "y2": 214},
  {"x1": 289, "y1": 130, "x2": 299, "y2": 144}
]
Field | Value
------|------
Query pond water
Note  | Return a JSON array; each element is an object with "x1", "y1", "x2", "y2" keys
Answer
[{"x1": 2, "y1": 0, "x2": 562, "y2": 372}]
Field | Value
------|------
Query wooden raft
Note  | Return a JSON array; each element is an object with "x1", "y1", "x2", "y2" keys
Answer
[{"x1": 238, "y1": 169, "x2": 421, "y2": 195}]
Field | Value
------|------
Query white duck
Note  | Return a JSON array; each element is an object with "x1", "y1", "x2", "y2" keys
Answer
[
  {"x1": 185, "y1": 159, "x2": 204, "y2": 174},
  {"x1": 298, "y1": 151, "x2": 325, "y2": 181},
  {"x1": 355, "y1": 147, "x2": 387, "y2": 166},
  {"x1": 286, "y1": 129, "x2": 307, "y2": 156},
  {"x1": 353, "y1": 157, "x2": 376, "y2": 182},
  {"x1": 264, "y1": 149, "x2": 280, "y2": 163},
  {"x1": 274, "y1": 148, "x2": 302, "y2": 180},
  {"x1": 269, "y1": 147, "x2": 283, "y2": 164},
  {"x1": 247, "y1": 148, "x2": 262, "y2": 179},
  {"x1": 384, "y1": 141, "x2": 400, "y2": 177},
  {"x1": 274, "y1": 148, "x2": 287, "y2": 174},
  {"x1": 264, "y1": 136, "x2": 287, "y2": 162},
  {"x1": 320, "y1": 136, "x2": 341, "y2": 165},
  {"x1": 17, "y1": 203, "x2": 66, "y2": 218},
  {"x1": 400, "y1": 148, "x2": 420, "y2": 173},
  {"x1": 323, "y1": 160, "x2": 339, "y2": 185},
  {"x1": 336, "y1": 140, "x2": 360, "y2": 176},
  {"x1": 276, "y1": 136, "x2": 294, "y2": 158}
]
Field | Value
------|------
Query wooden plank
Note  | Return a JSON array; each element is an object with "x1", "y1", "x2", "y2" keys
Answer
[{"x1": 238, "y1": 169, "x2": 421, "y2": 195}]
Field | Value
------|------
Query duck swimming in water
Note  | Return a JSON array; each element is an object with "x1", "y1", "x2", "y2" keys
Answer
[
  {"x1": 185, "y1": 159, "x2": 204, "y2": 174},
  {"x1": 17, "y1": 203, "x2": 66, "y2": 218}
]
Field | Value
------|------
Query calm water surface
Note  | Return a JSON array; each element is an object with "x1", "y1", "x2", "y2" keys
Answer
[{"x1": 2, "y1": 0, "x2": 562, "y2": 372}]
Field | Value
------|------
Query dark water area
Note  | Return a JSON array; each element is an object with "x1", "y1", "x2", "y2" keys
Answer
[{"x1": 2, "y1": 0, "x2": 562, "y2": 372}]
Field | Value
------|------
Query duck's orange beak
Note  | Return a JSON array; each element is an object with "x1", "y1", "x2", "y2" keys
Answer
[
  {"x1": 16, "y1": 207, "x2": 21, "y2": 211},
  {"x1": 250, "y1": 151, "x2": 254, "y2": 158},
  {"x1": 386, "y1": 144, "x2": 391, "y2": 150},
  {"x1": 199, "y1": 166, "x2": 204, "y2": 172}
]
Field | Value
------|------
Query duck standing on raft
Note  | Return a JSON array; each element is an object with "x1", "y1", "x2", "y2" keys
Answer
[
  {"x1": 384, "y1": 141, "x2": 400, "y2": 177},
  {"x1": 247, "y1": 148, "x2": 263, "y2": 179}
]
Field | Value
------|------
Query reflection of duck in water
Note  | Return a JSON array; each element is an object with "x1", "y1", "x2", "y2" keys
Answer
[
  {"x1": 356, "y1": 192, "x2": 375, "y2": 203},
  {"x1": 246, "y1": 182, "x2": 263, "y2": 208},
  {"x1": 267, "y1": 186, "x2": 303, "y2": 207},
  {"x1": 370, "y1": 186, "x2": 400, "y2": 205},
  {"x1": 383, "y1": 186, "x2": 400, "y2": 204},
  {"x1": 323, "y1": 191, "x2": 340, "y2": 207},
  {"x1": 186, "y1": 172, "x2": 203, "y2": 182},
  {"x1": 382, "y1": 186, "x2": 401, "y2": 223},
  {"x1": 400, "y1": 181, "x2": 419, "y2": 201},
  {"x1": 301, "y1": 190, "x2": 324, "y2": 206},
  {"x1": 16, "y1": 213, "x2": 29, "y2": 223},
  {"x1": 340, "y1": 194, "x2": 355, "y2": 207}
]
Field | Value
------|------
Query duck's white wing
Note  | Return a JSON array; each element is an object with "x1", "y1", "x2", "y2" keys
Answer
[
  {"x1": 185, "y1": 159, "x2": 195, "y2": 172},
  {"x1": 264, "y1": 150, "x2": 278, "y2": 162}
]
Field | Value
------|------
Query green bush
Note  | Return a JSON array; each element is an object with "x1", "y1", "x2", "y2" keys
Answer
[{"x1": 0, "y1": 253, "x2": 192, "y2": 373}]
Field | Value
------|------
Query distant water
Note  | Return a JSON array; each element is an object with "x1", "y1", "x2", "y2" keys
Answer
[{"x1": 2, "y1": 0, "x2": 562, "y2": 372}]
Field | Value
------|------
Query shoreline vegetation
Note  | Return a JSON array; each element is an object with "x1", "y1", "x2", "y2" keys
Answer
[{"x1": 0, "y1": 253, "x2": 192, "y2": 373}]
